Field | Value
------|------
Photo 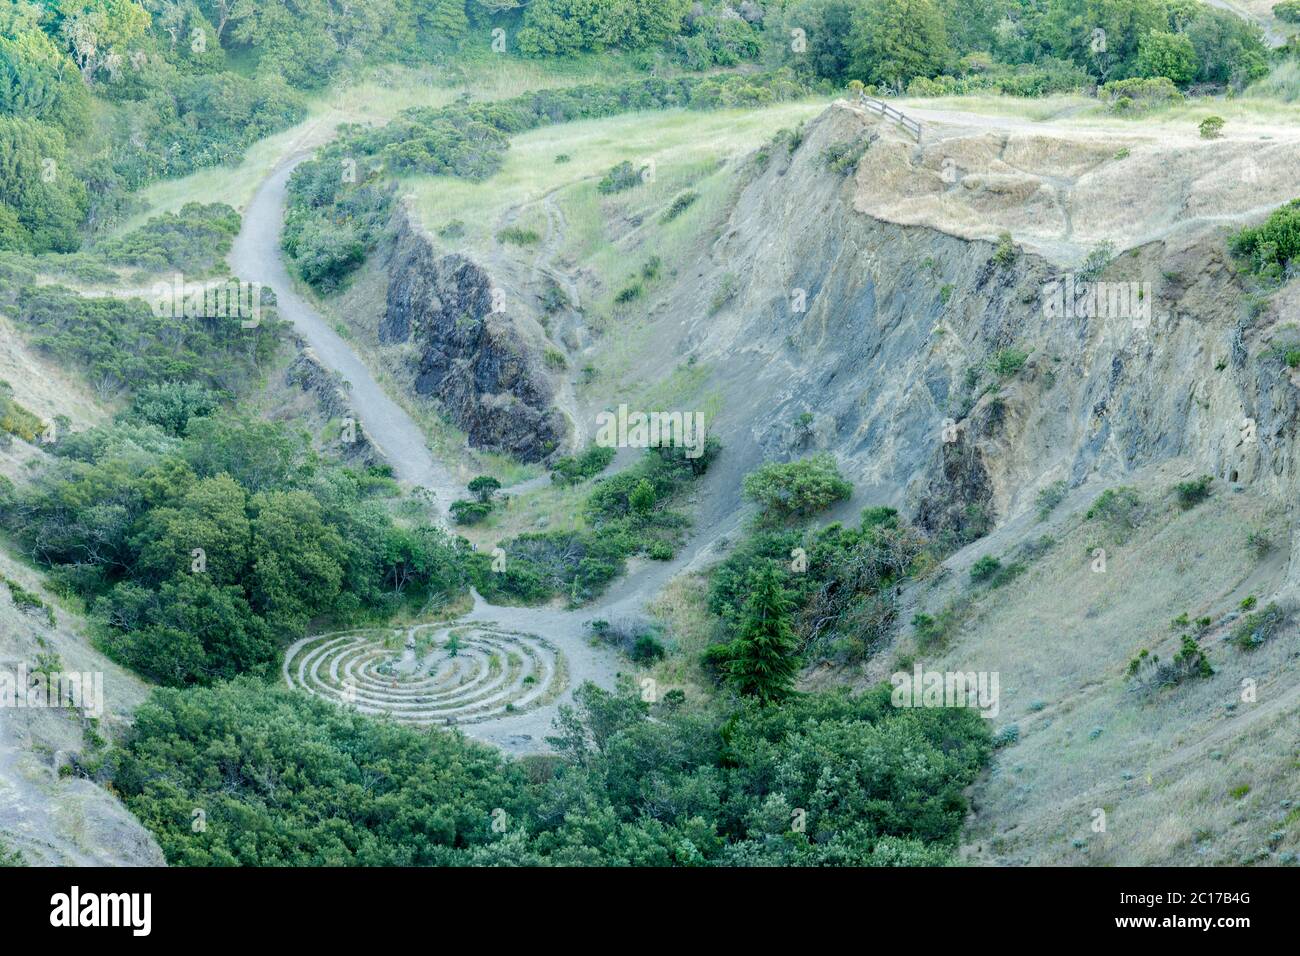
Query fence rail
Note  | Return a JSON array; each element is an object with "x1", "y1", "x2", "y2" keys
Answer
[{"x1": 857, "y1": 94, "x2": 922, "y2": 141}]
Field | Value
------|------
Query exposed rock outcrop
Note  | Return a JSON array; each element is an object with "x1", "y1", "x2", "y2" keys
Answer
[
  {"x1": 382, "y1": 215, "x2": 565, "y2": 462},
  {"x1": 285, "y1": 347, "x2": 379, "y2": 466},
  {"x1": 643, "y1": 101, "x2": 1299, "y2": 535}
]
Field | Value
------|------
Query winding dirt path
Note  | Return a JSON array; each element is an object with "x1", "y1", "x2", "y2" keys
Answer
[
  {"x1": 226, "y1": 152, "x2": 739, "y2": 752},
  {"x1": 229, "y1": 157, "x2": 464, "y2": 518}
]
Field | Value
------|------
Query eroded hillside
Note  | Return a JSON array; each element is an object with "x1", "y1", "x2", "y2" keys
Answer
[{"x1": 387, "y1": 96, "x2": 1300, "y2": 864}]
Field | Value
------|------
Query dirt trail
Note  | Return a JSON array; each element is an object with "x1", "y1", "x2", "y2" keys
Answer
[
  {"x1": 228, "y1": 156, "x2": 464, "y2": 518},
  {"x1": 220, "y1": 151, "x2": 744, "y2": 753}
]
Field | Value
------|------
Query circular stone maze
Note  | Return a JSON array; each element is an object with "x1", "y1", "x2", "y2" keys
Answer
[{"x1": 283, "y1": 623, "x2": 567, "y2": 726}]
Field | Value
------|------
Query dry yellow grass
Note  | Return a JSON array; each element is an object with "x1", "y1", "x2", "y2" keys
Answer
[{"x1": 886, "y1": 466, "x2": 1300, "y2": 865}]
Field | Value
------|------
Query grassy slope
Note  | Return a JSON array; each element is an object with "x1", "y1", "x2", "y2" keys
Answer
[
  {"x1": 888, "y1": 467, "x2": 1298, "y2": 866},
  {"x1": 117, "y1": 55, "x2": 663, "y2": 232}
]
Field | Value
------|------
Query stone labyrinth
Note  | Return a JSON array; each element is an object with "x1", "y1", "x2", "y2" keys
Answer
[{"x1": 283, "y1": 623, "x2": 566, "y2": 725}]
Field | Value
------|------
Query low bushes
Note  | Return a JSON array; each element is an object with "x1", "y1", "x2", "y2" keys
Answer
[
  {"x1": 483, "y1": 440, "x2": 721, "y2": 606},
  {"x1": 1229, "y1": 603, "x2": 1287, "y2": 650},
  {"x1": 741, "y1": 454, "x2": 853, "y2": 524},
  {"x1": 1229, "y1": 199, "x2": 1300, "y2": 279},
  {"x1": 1100, "y1": 77, "x2": 1184, "y2": 113},
  {"x1": 551, "y1": 445, "x2": 615, "y2": 486}
]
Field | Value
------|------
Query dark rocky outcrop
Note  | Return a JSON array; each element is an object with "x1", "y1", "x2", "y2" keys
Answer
[
  {"x1": 285, "y1": 347, "x2": 379, "y2": 466},
  {"x1": 383, "y1": 215, "x2": 564, "y2": 462}
]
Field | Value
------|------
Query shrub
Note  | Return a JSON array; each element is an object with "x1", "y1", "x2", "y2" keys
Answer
[
  {"x1": 450, "y1": 499, "x2": 493, "y2": 525},
  {"x1": 1199, "y1": 116, "x2": 1225, "y2": 140},
  {"x1": 910, "y1": 599, "x2": 969, "y2": 652},
  {"x1": 497, "y1": 226, "x2": 540, "y2": 246},
  {"x1": 992, "y1": 231, "x2": 1016, "y2": 266},
  {"x1": 1276, "y1": 1, "x2": 1300, "y2": 24},
  {"x1": 550, "y1": 446, "x2": 615, "y2": 486},
  {"x1": 969, "y1": 555, "x2": 1001, "y2": 584},
  {"x1": 631, "y1": 634, "x2": 667, "y2": 663},
  {"x1": 741, "y1": 454, "x2": 853, "y2": 523},
  {"x1": 1229, "y1": 199, "x2": 1300, "y2": 278},
  {"x1": 1174, "y1": 475, "x2": 1213, "y2": 510},
  {"x1": 988, "y1": 347, "x2": 1030, "y2": 379},
  {"x1": 614, "y1": 282, "x2": 644, "y2": 304},
  {"x1": 589, "y1": 617, "x2": 667, "y2": 662},
  {"x1": 1246, "y1": 528, "x2": 1273, "y2": 557},
  {"x1": 992, "y1": 724, "x2": 1020, "y2": 747},
  {"x1": 596, "y1": 161, "x2": 645, "y2": 195},
  {"x1": 1086, "y1": 487, "x2": 1147, "y2": 538},
  {"x1": 821, "y1": 137, "x2": 870, "y2": 174},
  {"x1": 1100, "y1": 77, "x2": 1184, "y2": 112},
  {"x1": 1077, "y1": 240, "x2": 1116, "y2": 281},
  {"x1": 1229, "y1": 603, "x2": 1286, "y2": 650},
  {"x1": 1036, "y1": 480, "x2": 1068, "y2": 520},
  {"x1": 661, "y1": 192, "x2": 699, "y2": 224},
  {"x1": 1127, "y1": 635, "x2": 1213, "y2": 690},
  {"x1": 710, "y1": 273, "x2": 739, "y2": 313}
]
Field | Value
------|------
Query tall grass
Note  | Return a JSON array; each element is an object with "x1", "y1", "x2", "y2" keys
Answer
[{"x1": 1247, "y1": 60, "x2": 1300, "y2": 103}]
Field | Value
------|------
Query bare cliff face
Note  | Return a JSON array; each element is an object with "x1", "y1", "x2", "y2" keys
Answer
[
  {"x1": 381, "y1": 215, "x2": 566, "y2": 462},
  {"x1": 626, "y1": 101, "x2": 1299, "y2": 539}
]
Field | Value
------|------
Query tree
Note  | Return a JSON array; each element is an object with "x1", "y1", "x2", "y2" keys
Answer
[
  {"x1": 629, "y1": 478, "x2": 656, "y2": 515},
  {"x1": 0, "y1": 115, "x2": 88, "y2": 253},
  {"x1": 467, "y1": 474, "x2": 501, "y2": 503},
  {"x1": 58, "y1": 0, "x2": 152, "y2": 83},
  {"x1": 782, "y1": 0, "x2": 864, "y2": 82},
  {"x1": 517, "y1": 0, "x2": 689, "y2": 57},
  {"x1": 1136, "y1": 30, "x2": 1196, "y2": 85},
  {"x1": 133, "y1": 473, "x2": 249, "y2": 586},
  {"x1": 1039, "y1": 0, "x2": 1169, "y2": 81},
  {"x1": 848, "y1": 0, "x2": 950, "y2": 89},
  {"x1": 722, "y1": 566, "x2": 800, "y2": 704},
  {"x1": 0, "y1": 29, "x2": 92, "y2": 133},
  {"x1": 247, "y1": 489, "x2": 345, "y2": 636},
  {"x1": 1184, "y1": 7, "x2": 1268, "y2": 88},
  {"x1": 427, "y1": 0, "x2": 469, "y2": 46},
  {"x1": 128, "y1": 381, "x2": 219, "y2": 436}
]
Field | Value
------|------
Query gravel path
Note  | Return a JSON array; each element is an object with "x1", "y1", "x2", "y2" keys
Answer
[{"x1": 230, "y1": 152, "x2": 733, "y2": 753}]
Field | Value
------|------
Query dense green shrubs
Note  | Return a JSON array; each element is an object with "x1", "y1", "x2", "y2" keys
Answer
[
  {"x1": 284, "y1": 70, "x2": 813, "y2": 290},
  {"x1": 483, "y1": 439, "x2": 720, "y2": 605},
  {"x1": 741, "y1": 453, "x2": 853, "y2": 523},
  {"x1": 776, "y1": 0, "x2": 1267, "y2": 93},
  {"x1": 708, "y1": 505, "x2": 926, "y2": 664},
  {"x1": 1230, "y1": 199, "x2": 1300, "y2": 279},
  {"x1": 1126, "y1": 635, "x2": 1213, "y2": 690},
  {"x1": 1229, "y1": 602, "x2": 1287, "y2": 649},
  {"x1": 10, "y1": 282, "x2": 280, "y2": 399},
  {"x1": 517, "y1": 0, "x2": 691, "y2": 58},
  {"x1": 596, "y1": 160, "x2": 645, "y2": 194},
  {"x1": 1085, "y1": 486, "x2": 1147, "y2": 538},
  {"x1": 91, "y1": 203, "x2": 241, "y2": 274},
  {"x1": 1100, "y1": 76, "x2": 1184, "y2": 112},
  {"x1": 1174, "y1": 474, "x2": 1213, "y2": 510},
  {"x1": 3, "y1": 412, "x2": 478, "y2": 686},
  {"x1": 111, "y1": 676, "x2": 990, "y2": 866},
  {"x1": 0, "y1": 115, "x2": 87, "y2": 253},
  {"x1": 550, "y1": 444, "x2": 615, "y2": 485}
]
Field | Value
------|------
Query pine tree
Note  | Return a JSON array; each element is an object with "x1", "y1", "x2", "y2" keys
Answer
[
  {"x1": 725, "y1": 566, "x2": 800, "y2": 704},
  {"x1": 428, "y1": 0, "x2": 470, "y2": 47}
]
